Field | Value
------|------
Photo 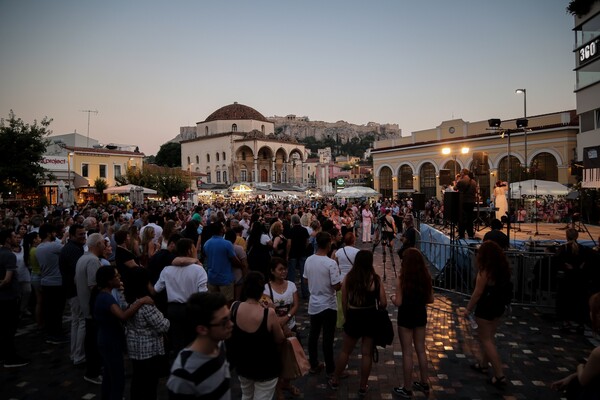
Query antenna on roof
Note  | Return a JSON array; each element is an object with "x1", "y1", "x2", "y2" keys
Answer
[{"x1": 79, "y1": 109, "x2": 98, "y2": 147}]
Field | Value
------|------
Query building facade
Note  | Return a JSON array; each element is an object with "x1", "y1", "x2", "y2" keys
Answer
[
  {"x1": 180, "y1": 103, "x2": 307, "y2": 190},
  {"x1": 371, "y1": 111, "x2": 578, "y2": 201},
  {"x1": 573, "y1": 2, "x2": 600, "y2": 188},
  {"x1": 43, "y1": 133, "x2": 144, "y2": 204}
]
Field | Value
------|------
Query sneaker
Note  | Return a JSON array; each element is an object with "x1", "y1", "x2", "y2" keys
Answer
[
  {"x1": 4, "y1": 357, "x2": 30, "y2": 368},
  {"x1": 46, "y1": 335, "x2": 69, "y2": 345},
  {"x1": 393, "y1": 386, "x2": 413, "y2": 398},
  {"x1": 84, "y1": 375, "x2": 103, "y2": 385},
  {"x1": 413, "y1": 381, "x2": 430, "y2": 392}
]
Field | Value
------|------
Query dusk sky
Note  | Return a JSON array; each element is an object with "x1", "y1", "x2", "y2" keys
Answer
[{"x1": 0, "y1": 0, "x2": 576, "y2": 156}]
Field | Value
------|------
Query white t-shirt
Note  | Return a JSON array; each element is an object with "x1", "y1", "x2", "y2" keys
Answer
[
  {"x1": 154, "y1": 264, "x2": 208, "y2": 303},
  {"x1": 303, "y1": 254, "x2": 341, "y2": 315},
  {"x1": 335, "y1": 246, "x2": 359, "y2": 280},
  {"x1": 263, "y1": 281, "x2": 297, "y2": 329}
]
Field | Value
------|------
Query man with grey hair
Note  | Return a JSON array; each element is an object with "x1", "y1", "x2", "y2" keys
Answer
[
  {"x1": 82, "y1": 217, "x2": 98, "y2": 234},
  {"x1": 74, "y1": 232, "x2": 105, "y2": 385}
]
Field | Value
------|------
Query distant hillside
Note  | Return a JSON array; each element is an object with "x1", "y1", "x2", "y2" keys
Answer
[{"x1": 171, "y1": 115, "x2": 401, "y2": 144}]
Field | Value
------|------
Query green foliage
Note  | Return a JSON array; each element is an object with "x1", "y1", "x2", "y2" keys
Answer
[
  {"x1": 154, "y1": 142, "x2": 181, "y2": 167},
  {"x1": 115, "y1": 165, "x2": 188, "y2": 199},
  {"x1": 0, "y1": 110, "x2": 52, "y2": 195},
  {"x1": 567, "y1": 0, "x2": 599, "y2": 16},
  {"x1": 93, "y1": 178, "x2": 108, "y2": 194},
  {"x1": 298, "y1": 133, "x2": 375, "y2": 158}
]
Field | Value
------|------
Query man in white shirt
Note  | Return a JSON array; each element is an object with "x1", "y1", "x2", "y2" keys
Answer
[
  {"x1": 303, "y1": 232, "x2": 341, "y2": 377},
  {"x1": 154, "y1": 238, "x2": 207, "y2": 354}
]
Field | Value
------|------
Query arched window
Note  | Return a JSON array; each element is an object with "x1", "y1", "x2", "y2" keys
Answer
[
  {"x1": 498, "y1": 156, "x2": 521, "y2": 183},
  {"x1": 216, "y1": 170, "x2": 221, "y2": 183},
  {"x1": 531, "y1": 152, "x2": 558, "y2": 181},
  {"x1": 222, "y1": 152, "x2": 226, "y2": 161},
  {"x1": 261, "y1": 125, "x2": 265, "y2": 134},
  {"x1": 419, "y1": 163, "x2": 437, "y2": 199},
  {"x1": 232, "y1": 124, "x2": 237, "y2": 132},
  {"x1": 207, "y1": 154, "x2": 210, "y2": 163},
  {"x1": 399, "y1": 165, "x2": 414, "y2": 189},
  {"x1": 187, "y1": 156, "x2": 190, "y2": 165},
  {"x1": 216, "y1": 153, "x2": 220, "y2": 162},
  {"x1": 443, "y1": 160, "x2": 460, "y2": 178},
  {"x1": 195, "y1": 155, "x2": 199, "y2": 164},
  {"x1": 379, "y1": 167, "x2": 393, "y2": 199},
  {"x1": 242, "y1": 151, "x2": 246, "y2": 161},
  {"x1": 222, "y1": 171, "x2": 227, "y2": 183},
  {"x1": 205, "y1": 126, "x2": 209, "y2": 136}
]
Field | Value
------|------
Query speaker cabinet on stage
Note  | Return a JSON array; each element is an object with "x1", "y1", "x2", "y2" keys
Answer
[
  {"x1": 439, "y1": 169, "x2": 452, "y2": 186},
  {"x1": 443, "y1": 191, "x2": 460, "y2": 223},
  {"x1": 412, "y1": 193, "x2": 426, "y2": 211},
  {"x1": 473, "y1": 152, "x2": 489, "y2": 175}
]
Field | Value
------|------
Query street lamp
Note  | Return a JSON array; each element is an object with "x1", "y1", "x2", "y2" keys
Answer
[
  {"x1": 442, "y1": 146, "x2": 469, "y2": 177},
  {"x1": 67, "y1": 152, "x2": 74, "y2": 205},
  {"x1": 515, "y1": 89, "x2": 528, "y2": 176},
  {"x1": 488, "y1": 118, "x2": 512, "y2": 244}
]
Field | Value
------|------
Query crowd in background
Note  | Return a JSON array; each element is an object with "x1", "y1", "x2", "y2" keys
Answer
[{"x1": 0, "y1": 195, "x2": 599, "y2": 399}]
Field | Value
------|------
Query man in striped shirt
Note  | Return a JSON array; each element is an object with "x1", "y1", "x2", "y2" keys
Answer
[{"x1": 167, "y1": 292, "x2": 233, "y2": 399}]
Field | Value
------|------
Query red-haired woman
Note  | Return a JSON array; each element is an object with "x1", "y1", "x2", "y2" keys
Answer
[
  {"x1": 463, "y1": 240, "x2": 512, "y2": 387},
  {"x1": 390, "y1": 248, "x2": 434, "y2": 398}
]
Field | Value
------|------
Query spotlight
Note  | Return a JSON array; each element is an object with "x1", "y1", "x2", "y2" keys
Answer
[
  {"x1": 516, "y1": 118, "x2": 528, "y2": 128},
  {"x1": 488, "y1": 118, "x2": 501, "y2": 128}
]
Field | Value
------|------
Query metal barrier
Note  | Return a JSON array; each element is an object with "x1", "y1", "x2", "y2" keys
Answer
[{"x1": 421, "y1": 240, "x2": 557, "y2": 308}]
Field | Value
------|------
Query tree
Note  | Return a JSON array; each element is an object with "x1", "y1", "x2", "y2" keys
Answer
[
  {"x1": 115, "y1": 164, "x2": 188, "y2": 199},
  {"x1": 94, "y1": 178, "x2": 108, "y2": 202},
  {"x1": 154, "y1": 142, "x2": 181, "y2": 167},
  {"x1": 0, "y1": 110, "x2": 52, "y2": 196}
]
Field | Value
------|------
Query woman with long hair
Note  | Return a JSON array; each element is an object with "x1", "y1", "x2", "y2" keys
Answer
[
  {"x1": 246, "y1": 221, "x2": 272, "y2": 278},
  {"x1": 552, "y1": 292, "x2": 600, "y2": 398},
  {"x1": 391, "y1": 248, "x2": 433, "y2": 398},
  {"x1": 328, "y1": 250, "x2": 386, "y2": 397},
  {"x1": 139, "y1": 226, "x2": 157, "y2": 267},
  {"x1": 127, "y1": 225, "x2": 142, "y2": 259},
  {"x1": 158, "y1": 220, "x2": 177, "y2": 250},
  {"x1": 228, "y1": 271, "x2": 285, "y2": 400},
  {"x1": 264, "y1": 257, "x2": 301, "y2": 399},
  {"x1": 270, "y1": 221, "x2": 287, "y2": 260},
  {"x1": 463, "y1": 240, "x2": 512, "y2": 387}
]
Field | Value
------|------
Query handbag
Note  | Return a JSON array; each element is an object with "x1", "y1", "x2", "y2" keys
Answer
[
  {"x1": 279, "y1": 337, "x2": 310, "y2": 380},
  {"x1": 373, "y1": 278, "x2": 394, "y2": 348}
]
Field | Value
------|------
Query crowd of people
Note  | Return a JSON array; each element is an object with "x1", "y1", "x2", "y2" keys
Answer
[{"x1": 0, "y1": 194, "x2": 599, "y2": 399}]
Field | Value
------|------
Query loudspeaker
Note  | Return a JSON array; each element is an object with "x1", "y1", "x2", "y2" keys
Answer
[
  {"x1": 443, "y1": 191, "x2": 460, "y2": 223},
  {"x1": 473, "y1": 152, "x2": 489, "y2": 175},
  {"x1": 439, "y1": 169, "x2": 452, "y2": 186},
  {"x1": 412, "y1": 193, "x2": 426, "y2": 211}
]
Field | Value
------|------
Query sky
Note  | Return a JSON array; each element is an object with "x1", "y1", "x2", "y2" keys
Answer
[{"x1": 0, "y1": 0, "x2": 577, "y2": 156}]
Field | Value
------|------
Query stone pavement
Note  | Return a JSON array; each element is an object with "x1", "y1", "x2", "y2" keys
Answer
[{"x1": 2, "y1": 240, "x2": 596, "y2": 400}]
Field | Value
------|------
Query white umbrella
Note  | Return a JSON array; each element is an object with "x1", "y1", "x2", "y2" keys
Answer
[
  {"x1": 334, "y1": 186, "x2": 381, "y2": 198},
  {"x1": 509, "y1": 179, "x2": 568, "y2": 199},
  {"x1": 104, "y1": 184, "x2": 158, "y2": 195}
]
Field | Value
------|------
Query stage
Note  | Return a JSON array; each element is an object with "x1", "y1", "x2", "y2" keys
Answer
[{"x1": 420, "y1": 221, "x2": 599, "y2": 250}]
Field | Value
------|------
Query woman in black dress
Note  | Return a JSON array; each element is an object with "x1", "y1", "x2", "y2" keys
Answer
[
  {"x1": 391, "y1": 248, "x2": 433, "y2": 398},
  {"x1": 328, "y1": 250, "x2": 386, "y2": 397}
]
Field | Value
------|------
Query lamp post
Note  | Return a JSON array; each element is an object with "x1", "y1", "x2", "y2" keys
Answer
[
  {"x1": 515, "y1": 89, "x2": 528, "y2": 176},
  {"x1": 67, "y1": 152, "x2": 74, "y2": 205},
  {"x1": 442, "y1": 146, "x2": 469, "y2": 178},
  {"x1": 488, "y1": 119, "x2": 512, "y2": 244}
]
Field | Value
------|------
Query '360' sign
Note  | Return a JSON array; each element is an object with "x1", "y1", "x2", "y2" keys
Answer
[{"x1": 579, "y1": 39, "x2": 599, "y2": 63}]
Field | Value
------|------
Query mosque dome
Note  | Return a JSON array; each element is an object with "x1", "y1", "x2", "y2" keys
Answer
[{"x1": 204, "y1": 102, "x2": 270, "y2": 123}]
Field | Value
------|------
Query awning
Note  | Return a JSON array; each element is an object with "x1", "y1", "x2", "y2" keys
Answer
[{"x1": 42, "y1": 172, "x2": 89, "y2": 188}]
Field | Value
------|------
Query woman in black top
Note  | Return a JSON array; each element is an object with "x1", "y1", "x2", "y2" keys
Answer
[{"x1": 328, "y1": 250, "x2": 386, "y2": 396}]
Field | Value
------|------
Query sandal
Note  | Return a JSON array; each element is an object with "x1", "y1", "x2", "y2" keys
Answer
[
  {"x1": 470, "y1": 362, "x2": 488, "y2": 375},
  {"x1": 286, "y1": 384, "x2": 301, "y2": 397},
  {"x1": 328, "y1": 378, "x2": 339, "y2": 390},
  {"x1": 358, "y1": 385, "x2": 369, "y2": 397},
  {"x1": 488, "y1": 375, "x2": 507, "y2": 388}
]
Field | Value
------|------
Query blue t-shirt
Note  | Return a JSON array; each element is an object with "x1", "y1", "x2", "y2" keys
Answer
[
  {"x1": 94, "y1": 291, "x2": 124, "y2": 348},
  {"x1": 203, "y1": 236, "x2": 235, "y2": 286}
]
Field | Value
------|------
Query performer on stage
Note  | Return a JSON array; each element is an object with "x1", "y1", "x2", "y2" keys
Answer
[
  {"x1": 456, "y1": 168, "x2": 477, "y2": 240},
  {"x1": 492, "y1": 181, "x2": 508, "y2": 223}
]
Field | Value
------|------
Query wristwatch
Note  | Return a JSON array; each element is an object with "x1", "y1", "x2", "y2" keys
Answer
[{"x1": 287, "y1": 313, "x2": 293, "y2": 319}]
